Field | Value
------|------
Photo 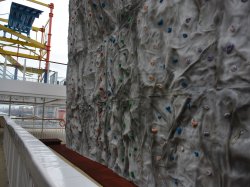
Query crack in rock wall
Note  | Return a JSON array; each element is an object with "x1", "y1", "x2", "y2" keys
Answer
[{"x1": 66, "y1": 0, "x2": 250, "y2": 186}]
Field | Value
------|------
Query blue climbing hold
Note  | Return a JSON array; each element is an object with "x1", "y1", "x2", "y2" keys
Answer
[
  {"x1": 181, "y1": 81, "x2": 188, "y2": 88},
  {"x1": 174, "y1": 179, "x2": 178, "y2": 185},
  {"x1": 170, "y1": 155, "x2": 175, "y2": 161},
  {"x1": 158, "y1": 19, "x2": 164, "y2": 26},
  {"x1": 92, "y1": 3, "x2": 97, "y2": 9},
  {"x1": 101, "y1": 2, "x2": 106, "y2": 8},
  {"x1": 172, "y1": 58, "x2": 178, "y2": 64},
  {"x1": 160, "y1": 0, "x2": 164, "y2": 3},
  {"x1": 176, "y1": 127, "x2": 182, "y2": 135},
  {"x1": 167, "y1": 27, "x2": 172, "y2": 33},
  {"x1": 183, "y1": 33, "x2": 188, "y2": 38},
  {"x1": 194, "y1": 151, "x2": 199, "y2": 157},
  {"x1": 166, "y1": 106, "x2": 172, "y2": 113}
]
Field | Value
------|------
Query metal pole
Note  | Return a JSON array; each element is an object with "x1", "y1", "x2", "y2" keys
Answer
[
  {"x1": 44, "y1": 3, "x2": 54, "y2": 83},
  {"x1": 8, "y1": 96, "x2": 11, "y2": 116},
  {"x1": 14, "y1": 67, "x2": 18, "y2": 80},
  {"x1": 41, "y1": 98, "x2": 45, "y2": 138},
  {"x1": 23, "y1": 59, "x2": 26, "y2": 81},
  {"x1": 3, "y1": 56, "x2": 7, "y2": 79}
]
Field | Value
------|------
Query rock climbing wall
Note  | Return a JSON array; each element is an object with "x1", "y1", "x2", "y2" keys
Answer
[{"x1": 66, "y1": 0, "x2": 250, "y2": 186}]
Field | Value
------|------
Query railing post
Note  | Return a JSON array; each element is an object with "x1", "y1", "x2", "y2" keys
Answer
[
  {"x1": 3, "y1": 56, "x2": 7, "y2": 79},
  {"x1": 41, "y1": 98, "x2": 45, "y2": 138},
  {"x1": 8, "y1": 96, "x2": 11, "y2": 116},
  {"x1": 23, "y1": 59, "x2": 26, "y2": 81}
]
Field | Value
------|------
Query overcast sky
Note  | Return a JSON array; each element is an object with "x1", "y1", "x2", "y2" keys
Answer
[{"x1": 0, "y1": 0, "x2": 69, "y2": 78}]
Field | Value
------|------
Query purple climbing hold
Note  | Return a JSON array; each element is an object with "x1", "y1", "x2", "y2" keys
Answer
[
  {"x1": 186, "y1": 18, "x2": 191, "y2": 23},
  {"x1": 207, "y1": 55, "x2": 214, "y2": 62},
  {"x1": 226, "y1": 43, "x2": 234, "y2": 54}
]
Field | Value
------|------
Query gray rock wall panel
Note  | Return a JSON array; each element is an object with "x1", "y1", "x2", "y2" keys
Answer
[{"x1": 66, "y1": 0, "x2": 250, "y2": 186}]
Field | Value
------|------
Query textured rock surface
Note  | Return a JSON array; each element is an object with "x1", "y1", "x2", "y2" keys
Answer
[{"x1": 66, "y1": 0, "x2": 250, "y2": 186}]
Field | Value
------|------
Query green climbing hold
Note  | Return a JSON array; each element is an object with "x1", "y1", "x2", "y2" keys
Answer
[
  {"x1": 131, "y1": 171, "x2": 135, "y2": 179},
  {"x1": 128, "y1": 16, "x2": 132, "y2": 23}
]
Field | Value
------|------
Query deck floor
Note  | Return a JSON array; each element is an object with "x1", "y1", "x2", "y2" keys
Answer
[{"x1": 49, "y1": 144, "x2": 138, "y2": 187}]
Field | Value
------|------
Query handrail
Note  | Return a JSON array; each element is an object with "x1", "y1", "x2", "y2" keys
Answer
[{"x1": 1, "y1": 116, "x2": 101, "y2": 187}]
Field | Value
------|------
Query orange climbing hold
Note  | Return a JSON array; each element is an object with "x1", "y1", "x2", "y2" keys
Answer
[
  {"x1": 151, "y1": 127, "x2": 158, "y2": 134},
  {"x1": 191, "y1": 119, "x2": 198, "y2": 128},
  {"x1": 149, "y1": 75, "x2": 155, "y2": 81}
]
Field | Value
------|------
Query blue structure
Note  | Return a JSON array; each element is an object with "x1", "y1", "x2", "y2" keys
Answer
[{"x1": 7, "y1": 2, "x2": 43, "y2": 35}]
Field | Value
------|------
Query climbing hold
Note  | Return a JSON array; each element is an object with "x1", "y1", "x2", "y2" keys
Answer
[
  {"x1": 203, "y1": 105, "x2": 210, "y2": 110},
  {"x1": 176, "y1": 127, "x2": 182, "y2": 135},
  {"x1": 231, "y1": 65, "x2": 237, "y2": 72},
  {"x1": 92, "y1": 3, "x2": 97, "y2": 9},
  {"x1": 229, "y1": 25, "x2": 235, "y2": 33},
  {"x1": 156, "y1": 156, "x2": 162, "y2": 161},
  {"x1": 194, "y1": 151, "x2": 199, "y2": 157},
  {"x1": 186, "y1": 97, "x2": 192, "y2": 109},
  {"x1": 224, "y1": 112, "x2": 231, "y2": 118},
  {"x1": 128, "y1": 16, "x2": 132, "y2": 23},
  {"x1": 181, "y1": 80, "x2": 188, "y2": 88},
  {"x1": 170, "y1": 155, "x2": 175, "y2": 161},
  {"x1": 191, "y1": 119, "x2": 198, "y2": 128},
  {"x1": 206, "y1": 170, "x2": 212, "y2": 176},
  {"x1": 226, "y1": 43, "x2": 234, "y2": 54},
  {"x1": 172, "y1": 58, "x2": 178, "y2": 64},
  {"x1": 158, "y1": 19, "x2": 164, "y2": 26},
  {"x1": 134, "y1": 147, "x2": 137, "y2": 151},
  {"x1": 174, "y1": 179, "x2": 178, "y2": 185},
  {"x1": 186, "y1": 18, "x2": 191, "y2": 23},
  {"x1": 183, "y1": 33, "x2": 188, "y2": 38},
  {"x1": 156, "y1": 84, "x2": 163, "y2": 89},
  {"x1": 160, "y1": 0, "x2": 164, "y2": 3},
  {"x1": 151, "y1": 127, "x2": 158, "y2": 134},
  {"x1": 150, "y1": 59, "x2": 156, "y2": 66},
  {"x1": 204, "y1": 131, "x2": 210, "y2": 137},
  {"x1": 131, "y1": 172, "x2": 135, "y2": 179},
  {"x1": 207, "y1": 55, "x2": 214, "y2": 62},
  {"x1": 241, "y1": 0, "x2": 248, "y2": 2},
  {"x1": 166, "y1": 106, "x2": 172, "y2": 113},
  {"x1": 101, "y1": 2, "x2": 106, "y2": 8},
  {"x1": 143, "y1": 5, "x2": 148, "y2": 12},
  {"x1": 107, "y1": 91, "x2": 112, "y2": 97},
  {"x1": 122, "y1": 158, "x2": 125, "y2": 162},
  {"x1": 149, "y1": 75, "x2": 155, "y2": 81},
  {"x1": 157, "y1": 115, "x2": 162, "y2": 119},
  {"x1": 167, "y1": 27, "x2": 172, "y2": 33},
  {"x1": 181, "y1": 146, "x2": 184, "y2": 152},
  {"x1": 119, "y1": 77, "x2": 123, "y2": 83},
  {"x1": 118, "y1": 64, "x2": 122, "y2": 68}
]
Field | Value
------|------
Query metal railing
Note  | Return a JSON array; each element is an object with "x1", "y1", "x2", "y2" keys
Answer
[
  {"x1": 13, "y1": 117, "x2": 66, "y2": 143},
  {"x1": 0, "y1": 116, "x2": 100, "y2": 187}
]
